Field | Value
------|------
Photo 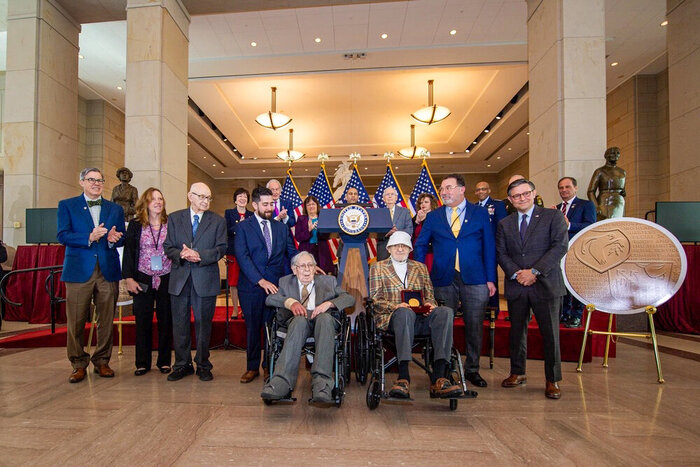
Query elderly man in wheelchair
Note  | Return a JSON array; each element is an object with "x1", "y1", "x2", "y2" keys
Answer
[
  {"x1": 368, "y1": 231, "x2": 463, "y2": 400},
  {"x1": 261, "y1": 251, "x2": 355, "y2": 405}
]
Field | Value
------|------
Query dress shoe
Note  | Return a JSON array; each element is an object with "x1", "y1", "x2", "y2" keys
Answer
[
  {"x1": 240, "y1": 370, "x2": 259, "y2": 383},
  {"x1": 501, "y1": 374, "x2": 527, "y2": 388},
  {"x1": 158, "y1": 366, "x2": 171, "y2": 374},
  {"x1": 167, "y1": 365, "x2": 194, "y2": 381},
  {"x1": 465, "y1": 372, "x2": 488, "y2": 387},
  {"x1": 68, "y1": 367, "x2": 86, "y2": 383},
  {"x1": 545, "y1": 381, "x2": 561, "y2": 399},
  {"x1": 430, "y1": 378, "x2": 463, "y2": 399},
  {"x1": 134, "y1": 368, "x2": 149, "y2": 376},
  {"x1": 389, "y1": 379, "x2": 410, "y2": 399},
  {"x1": 94, "y1": 364, "x2": 115, "y2": 378},
  {"x1": 196, "y1": 367, "x2": 213, "y2": 382}
]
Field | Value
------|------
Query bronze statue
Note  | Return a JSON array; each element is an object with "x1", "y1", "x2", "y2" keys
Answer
[
  {"x1": 111, "y1": 167, "x2": 138, "y2": 221},
  {"x1": 587, "y1": 147, "x2": 626, "y2": 220}
]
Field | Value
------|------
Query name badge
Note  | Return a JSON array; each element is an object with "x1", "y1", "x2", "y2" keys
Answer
[{"x1": 150, "y1": 255, "x2": 163, "y2": 271}]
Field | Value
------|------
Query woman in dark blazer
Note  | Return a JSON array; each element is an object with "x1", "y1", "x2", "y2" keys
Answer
[
  {"x1": 295, "y1": 195, "x2": 334, "y2": 274},
  {"x1": 411, "y1": 193, "x2": 438, "y2": 271},
  {"x1": 225, "y1": 187, "x2": 254, "y2": 318},
  {"x1": 122, "y1": 187, "x2": 172, "y2": 376}
]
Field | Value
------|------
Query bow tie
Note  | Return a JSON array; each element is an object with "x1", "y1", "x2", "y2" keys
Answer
[{"x1": 87, "y1": 199, "x2": 102, "y2": 207}]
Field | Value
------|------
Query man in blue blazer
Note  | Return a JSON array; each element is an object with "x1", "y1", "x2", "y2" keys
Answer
[
  {"x1": 556, "y1": 176, "x2": 597, "y2": 327},
  {"x1": 266, "y1": 179, "x2": 296, "y2": 228},
  {"x1": 236, "y1": 187, "x2": 298, "y2": 383},
  {"x1": 414, "y1": 174, "x2": 497, "y2": 388},
  {"x1": 57, "y1": 168, "x2": 125, "y2": 383}
]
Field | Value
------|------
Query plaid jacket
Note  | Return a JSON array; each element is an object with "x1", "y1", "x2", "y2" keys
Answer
[{"x1": 368, "y1": 258, "x2": 437, "y2": 331}]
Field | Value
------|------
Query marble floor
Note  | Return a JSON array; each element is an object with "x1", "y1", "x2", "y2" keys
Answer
[{"x1": 1, "y1": 339, "x2": 699, "y2": 466}]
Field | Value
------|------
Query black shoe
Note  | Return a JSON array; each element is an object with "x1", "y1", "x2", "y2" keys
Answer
[
  {"x1": 158, "y1": 366, "x2": 171, "y2": 374},
  {"x1": 196, "y1": 367, "x2": 213, "y2": 381},
  {"x1": 465, "y1": 372, "x2": 488, "y2": 387},
  {"x1": 134, "y1": 368, "x2": 149, "y2": 376},
  {"x1": 167, "y1": 365, "x2": 194, "y2": 381}
]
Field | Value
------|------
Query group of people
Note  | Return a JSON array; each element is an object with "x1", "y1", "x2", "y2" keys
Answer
[{"x1": 57, "y1": 164, "x2": 598, "y2": 403}]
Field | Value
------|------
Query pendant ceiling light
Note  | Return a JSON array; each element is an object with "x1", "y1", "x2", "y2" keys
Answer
[
  {"x1": 411, "y1": 80, "x2": 451, "y2": 125},
  {"x1": 276, "y1": 128, "x2": 305, "y2": 163},
  {"x1": 398, "y1": 124, "x2": 429, "y2": 159},
  {"x1": 255, "y1": 87, "x2": 292, "y2": 130}
]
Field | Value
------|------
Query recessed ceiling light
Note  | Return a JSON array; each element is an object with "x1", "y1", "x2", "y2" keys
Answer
[
  {"x1": 221, "y1": 170, "x2": 224, "y2": 173},
  {"x1": 527, "y1": 132, "x2": 530, "y2": 135},
  {"x1": 449, "y1": 151, "x2": 454, "y2": 155},
  {"x1": 508, "y1": 147, "x2": 512, "y2": 150},
  {"x1": 78, "y1": 54, "x2": 84, "y2": 59},
  {"x1": 203, "y1": 156, "x2": 207, "y2": 159},
  {"x1": 187, "y1": 143, "x2": 191, "y2": 146},
  {"x1": 497, "y1": 156, "x2": 501, "y2": 160},
  {"x1": 394, "y1": 166, "x2": 398, "y2": 170},
  {"x1": 487, "y1": 164, "x2": 491, "y2": 167},
  {"x1": 611, "y1": 62, "x2": 619, "y2": 67},
  {"x1": 241, "y1": 155, "x2": 244, "y2": 159},
  {"x1": 465, "y1": 149, "x2": 470, "y2": 153},
  {"x1": 262, "y1": 169, "x2": 266, "y2": 172},
  {"x1": 381, "y1": 33, "x2": 388, "y2": 39},
  {"x1": 660, "y1": 20, "x2": 668, "y2": 26},
  {"x1": 305, "y1": 168, "x2": 309, "y2": 172},
  {"x1": 450, "y1": 30, "x2": 457, "y2": 35},
  {"x1": 223, "y1": 138, "x2": 227, "y2": 142},
  {"x1": 251, "y1": 41, "x2": 257, "y2": 47},
  {"x1": 473, "y1": 141, "x2": 477, "y2": 145},
  {"x1": 253, "y1": 157, "x2": 258, "y2": 160},
  {"x1": 116, "y1": 86, "x2": 123, "y2": 90},
  {"x1": 315, "y1": 37, "x2": 321, "y2": 43},
  {"x1": 212, "y1": 163, "x2": 216, "y2": 167},
  {"x1": 484, "y1": 128, "x2": 489, "y2": 133},
  {"x1": 364, "y1": 167, "x2": 368, "y2": 170},
  {"x1": 233, "y1": 148, "x2": 237, "y2": 152}
]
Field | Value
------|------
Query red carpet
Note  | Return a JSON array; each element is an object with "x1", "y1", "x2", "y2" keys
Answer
[{"x1": 0, "y1": 307, "x2": 612, "y2": 362}]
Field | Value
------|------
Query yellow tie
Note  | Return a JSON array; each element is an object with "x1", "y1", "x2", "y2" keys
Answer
[
  {"x1": 451, "y1": 208, "x2": 460, "y2": 271},
  {"x1": 390, "y1": 207, "x2": 395, "y2": 221}
]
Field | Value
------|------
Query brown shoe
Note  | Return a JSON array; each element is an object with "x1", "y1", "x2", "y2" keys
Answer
[
  {"x1": 94, "y1": 364, "x2": 115, "y2": 378},
  {"x1": 389, "y1": 379, "x2": 410, "y2": 399},
  {"x1": 69, "y1": 367, "x2": 86, "y2": 383},
  {"x1": 545, "y1": 381, "x2": 561, "y2": 399},
  {"x1": 240, "y1": 370, "x2": 259, "y2": 383},
  {"x1": 501, "y1": 374, "x2": 527, "y2": 388},
  {"x1": 430, "y1": 377, "x2": 463, "y2": 399}
]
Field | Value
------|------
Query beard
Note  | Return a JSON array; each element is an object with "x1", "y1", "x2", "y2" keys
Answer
[{"x1": 258, "y1": 210, "x2": 273, "y2": 219}]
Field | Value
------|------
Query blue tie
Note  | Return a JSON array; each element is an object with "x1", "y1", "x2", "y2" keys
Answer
[
  {"x1": 192, "y1": 214, "x2": 200, "y2": 237},
  {"x1": 519, "y1": 214, "x2": 528, "y2": 241},
  {"x1": 262, "y1": 220, "x2": 272, "y2": 257}
]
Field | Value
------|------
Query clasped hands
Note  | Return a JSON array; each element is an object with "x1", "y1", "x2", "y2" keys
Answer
[
  {"x1": 290, "y1": 300, "x2": 333, "y2": 319},
  {"x1": 90, "y1": 223, "x2": 122, "y2": 243},
  {"x1": 180, "y1": 244, "x2": 201, "y2": 262},
  {"x1": 515, "y1": 269, "x2": 537, "y2": 286}
]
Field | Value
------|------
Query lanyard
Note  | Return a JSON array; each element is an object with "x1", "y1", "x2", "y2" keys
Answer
[
  {"x1": 449, "y1": 206, "x2": 464, "y2": 230},
  {"x1": 148, "y1": 224, "x2": 163, "y2": 250},
  {"x1": 300, "y1": 283, "x2": 315, "y2": 307}
]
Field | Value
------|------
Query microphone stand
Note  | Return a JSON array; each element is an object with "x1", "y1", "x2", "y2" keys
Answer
[{"x1": 211, "y1": 256, "x2": 244, "y2": 350}]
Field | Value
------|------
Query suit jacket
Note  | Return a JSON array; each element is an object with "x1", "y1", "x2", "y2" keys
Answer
[
  {"x1": 265, "y1": 274, "x2": 355, "y2": 322},
  {"x1": 57, "y1": 195, "x2": 125, "y2": 283},
  {"x1": 369, "y1": 259, "x2": 437, "y2": 331},
  {"x1": 234, "y1": 215, "x2": 298, "y2": 293},
  {"x1": 556, "y1": 196, "x2": 596, "y2": 239},
  {"x1": 476, "y1": 196, "x2": 507, "y2": 238},
  {"x1": 414, "y1": 203, "x2": 497, "y2": 287},
  {"x1": 224, "y1": 208, "x2": 254, "y2": 256},
  {"x1": 495, "y1": 206, "x2": 568, "y2": 300},
  {"x1": 389, "y1": 206, "x2": 413, "y2": 236},
  {"x1": 163, "y1": 208, "x2": 227, "y2": 297},
  {"x1": 274, "y1": 198, "x2": 297, "y2": 228}
]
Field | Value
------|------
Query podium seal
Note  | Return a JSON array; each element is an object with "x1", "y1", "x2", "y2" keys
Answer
[{"x1": 338, "y1": 204, "x2": 370, "y2": 235}]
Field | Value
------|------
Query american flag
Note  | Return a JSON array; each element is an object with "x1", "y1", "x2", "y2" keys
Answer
[
  {"x1": 280, "y1": 169, "x2": 305, "y2": 220},
  {"x1": 373, "y1": 164, "x2": 415, "y2": 216},
  {"x1": 339, "y1": 165, "x2": 371, "y2": 203},
  {"x1": 308, "y1": 166, "x2": 341, "y2": 263},
  {"x1": 408, "y1": 159, "x2": 442, "y2": 212}
]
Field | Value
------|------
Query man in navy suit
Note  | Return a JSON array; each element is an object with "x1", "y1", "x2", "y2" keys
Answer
[
  {"x1": 266, "y1": 179, "x2": 296, "y2": 228},
  {"x1": 57, "y1": 168, "x2": 125, "y2": 383},
  {"x1": 414, "y1": 174, "x2": 497, "y2": 388},
  {"x1": 556, "y1": 176, "x2": 597, "y2": 327},
  {"x1": 474, "y1": 181, "x2": 507, "y2": 314},
  {"x1": 236, "y1": 187, "x2": 298, "y2": 383}
]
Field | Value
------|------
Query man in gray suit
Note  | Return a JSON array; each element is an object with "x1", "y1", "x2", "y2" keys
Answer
[
  {"x1": 164, "y1": 182, "x2": 227, "y2": 382},
  {"x1": 261, "y1": 251, "x2": 354, "y2": 404},
  {"x1": 376, "y1": 186, "x2": 413, "y2": 261},
  {"x1": 496, "y1": 179, "x2": 568, "y2": 399}
]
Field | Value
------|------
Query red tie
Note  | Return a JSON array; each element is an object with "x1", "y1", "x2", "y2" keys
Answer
[{"x1": 561, "y1": 201, "x2": 568, "y2": 214}]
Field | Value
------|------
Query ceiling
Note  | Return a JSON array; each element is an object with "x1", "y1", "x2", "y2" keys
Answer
[{"x1": 66, "y1": 0, "x2": 668, "y2": 181}]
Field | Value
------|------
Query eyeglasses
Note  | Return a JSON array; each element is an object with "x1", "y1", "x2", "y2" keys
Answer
[
  {"x1": 510, "y1": 190, "x2": 534, "y2": 201},
  {"x1": 294, "y1": 263, "x2": 316, "y2": 270},
  {"x1": 190, "y1": 192, "x2": 213, "y2": 202},
  {"x1": 440, "y1": 185, "x2": 461, "y2": 192},
  {"x1": 83, "y1": 178, "x2": 105, "y2": 185}
]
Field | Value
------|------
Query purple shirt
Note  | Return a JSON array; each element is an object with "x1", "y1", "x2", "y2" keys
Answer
[{"x1": 137, "y1": 223, "x2": 172, "y2": 290}]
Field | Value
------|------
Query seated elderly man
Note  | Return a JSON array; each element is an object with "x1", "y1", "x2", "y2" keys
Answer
[
  {"x1": 368, "y1": 231, "x2": 462, "y2": 399},
  {"x1": 262, "y1": 251, "x2": 355, "y2": 403}
]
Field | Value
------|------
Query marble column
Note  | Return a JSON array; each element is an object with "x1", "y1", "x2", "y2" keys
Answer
[
  {"x1": 667, "y1": 0, "x2": 700, "y2": 201},
  {"x1": 2, "y1": 0, "x2": 80, "y2": 247},
  {"x1": 526, "y1": 0, "x2": 607, "y2": 204},
  {"x1": 125, "y1": 0, "x2": 190, "y2": 211}
]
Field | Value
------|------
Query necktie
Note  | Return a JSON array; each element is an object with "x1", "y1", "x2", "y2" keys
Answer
[
  {"x1": 87, "y1": 199, "x2": 102, "y2": 207},
  {"x1": 262, "y1": 220, "x2": 272, "y2": 257},
  {"x1": 274, "y1": 201, "x2": 280, "y2": 217},
  {"x1": 520, "y1": 214, "x2": 528, "y2": 241},
  {"x1": 301, "y1": 284, "x2": 310, "y2": 306},
  {"x1": 561, "y1": 201, "x2": 568, "y2": 214},
  {"x1": 192, "y1": 214, "x2": 200, "y2": 237},
  {"x1": 451, "y1": 208, "x2": 460, "y2": 272},
  {"x1": 390, "y1": 207, "x2": 394, "y2": 221}
]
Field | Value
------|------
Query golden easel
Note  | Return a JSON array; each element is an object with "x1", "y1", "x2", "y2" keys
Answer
[
  {"x1": 576, "y1": 304, "x2": 664, "y2": 383},
  {"x1": 87, "y1": 298, "x2": 134, "y2": 356}
]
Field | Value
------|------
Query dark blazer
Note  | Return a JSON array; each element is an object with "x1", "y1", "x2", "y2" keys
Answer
[
  {"x1": 556, "y1": 196, "x2": 596, "y2": 239},
  {"x1": 414, "y1": 203, "x2": 497, "y2": 287},
  {"x1": 265, "y1": 274, "x2": 354, "y2": 322},
  {"x1": 57, "y1": 195, "x2": 125, "y2": 283},
  {"x1": 224, "y1": 208, "x2": 254, "y2": 256},
  {"x1": 234, "y1": 215, "x2": 298, "y2": 293},
  {"x1": 476, "y1": 196, "x2": 507, "y2": 238},
  {"x1": 122, "y1": 220, "x2": 170, "y2": 284},
  {"x1": 275, "y1": 198, "x2": 297, "y2": 228},
  {"x1": 163, "y1": 209, "x2": 227, "y2": 297},
  {"x1": 390, "y1": 205, "x2": 413, "y2": 236},
  {"x1": 294, "y1": 214, "x2": 333, "y2": 273},
  {"x1": 495, "y1": 206, "x2": 569, "y2": 300}
]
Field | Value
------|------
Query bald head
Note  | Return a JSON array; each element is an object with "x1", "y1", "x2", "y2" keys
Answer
[
  {"x1": 474, "y1": 181, "x2": 491, "y2": 202},
  {"x1": 508, "y1": 174, "x2": 526, "y2": 186},
  {"x1": 188, "y1": 182, "x2": 212, "y2": 214}
]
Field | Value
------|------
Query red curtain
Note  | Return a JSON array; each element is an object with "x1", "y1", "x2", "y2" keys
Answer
[
  {"x1": 31, "y1": 246, "x2": 66, "y2": 324},
  {"x1": 656, "y1": 244, "x2": 700, "y2": 334}
]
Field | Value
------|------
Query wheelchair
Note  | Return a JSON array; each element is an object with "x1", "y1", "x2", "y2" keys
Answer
[
  {"x1": 354, "y1": 299, "x2": 477, "y2": 411},
  {"x1": 264, "y1": 309, "x2": 352, "y2": 407}
]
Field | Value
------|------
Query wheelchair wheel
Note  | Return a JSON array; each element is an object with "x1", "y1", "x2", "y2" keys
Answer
[
  {"x1": 342, "y1": 321, "x2": 352, "y2": 382},
  {"x1": 354, "y1": 313, "x2": 369, "y2": 384},
  {"x1": 334, "y1": 376, "x2": 345, "y2": 408},
  {"x1": 366, "y1": 379, "x2": 381, "y2": 410},
  {"x1": 449, "y1": 399, "x2": 458, "y2": 411}
]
